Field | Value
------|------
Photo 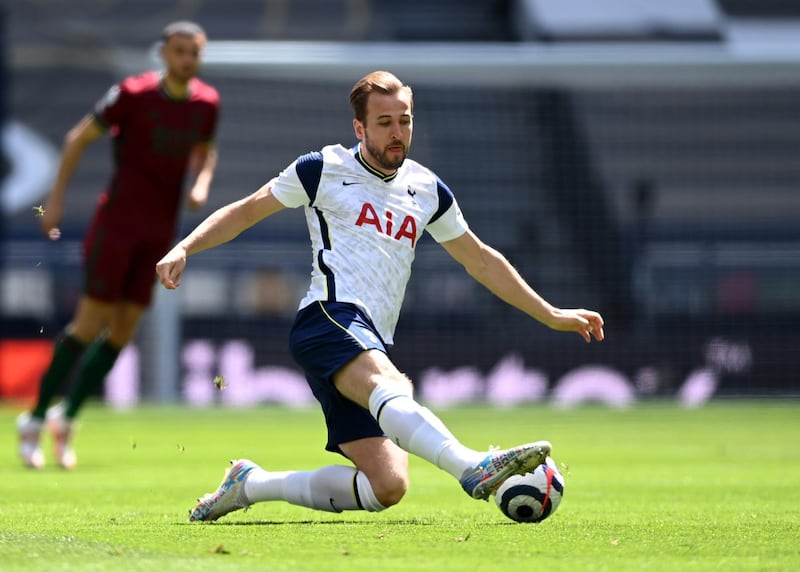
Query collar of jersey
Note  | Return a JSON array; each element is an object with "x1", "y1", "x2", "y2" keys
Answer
[
  {"x1": 353, "y1": 144, "x2": 398, "y2": 183},
  {"x1": 159, "y1": 75, "x2": 191, "y2": 102}
]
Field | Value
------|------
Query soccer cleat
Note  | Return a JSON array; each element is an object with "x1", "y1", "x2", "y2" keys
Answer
[
  {"x1": 188, "y1": 459, "x2": 259, "y2": 522},
  {"x1": 16, "y1": 412, "x2": 45, "y2": 469},
  {"x1": 460, "y1": 440, "x2": 552, "y2": 500},
  {"x1": 46, "y1": 403, "x2": 77, "y2": 470}
]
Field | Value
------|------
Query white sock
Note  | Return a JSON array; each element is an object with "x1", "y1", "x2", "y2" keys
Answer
[
  {"x1": 244, "y1": 465, "x2": 385, "y2": 513},
  {"x1": 368, "y1": 382, "x2": 485, "y2": 479}
]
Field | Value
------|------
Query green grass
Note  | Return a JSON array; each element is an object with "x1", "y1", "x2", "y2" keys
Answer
[{"x1": 1, "y1": 401, "x2": 799, "y2": 571}]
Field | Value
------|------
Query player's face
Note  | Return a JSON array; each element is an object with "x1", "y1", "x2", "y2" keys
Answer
[
  {"x1": 355, "y1": 91, "x2": 413, "y2": 174},
  {"x1": 161, "y1": 33, "x2": 206, "y2": 84}
]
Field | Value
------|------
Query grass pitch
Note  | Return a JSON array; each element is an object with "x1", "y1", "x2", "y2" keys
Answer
[{"x1": 1, "y1": 401, "x2": 798, "y2": 571}]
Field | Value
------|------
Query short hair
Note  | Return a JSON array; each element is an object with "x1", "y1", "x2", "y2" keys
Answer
[
  {"x1": 349, "y1": 71, "x2": 413, "y2": 123},
  {"x1": 161, "y1": 21, "x2": 206, "y2": 42}
]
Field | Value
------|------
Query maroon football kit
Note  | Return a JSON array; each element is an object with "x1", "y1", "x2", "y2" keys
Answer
[{"x1": 82, "y1": 71, "x2": 219, "y2": 305}]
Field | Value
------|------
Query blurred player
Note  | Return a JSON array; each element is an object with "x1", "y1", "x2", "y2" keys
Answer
[
  {"x1": 156, "y1": 70, "x2": 604, "y2": 520},
  {"x1": 16, "y1": 21, "x2": 220, "y2": 469}
]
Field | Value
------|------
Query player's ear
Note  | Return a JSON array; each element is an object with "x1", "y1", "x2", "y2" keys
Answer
[{"x1": 353, "y1": 118, "x2": 364, "y2": 141}]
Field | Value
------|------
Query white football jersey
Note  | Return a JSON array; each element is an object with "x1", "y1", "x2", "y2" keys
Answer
[{"x1": 270, "y1": 143, "x2": 469, "y2": 345}]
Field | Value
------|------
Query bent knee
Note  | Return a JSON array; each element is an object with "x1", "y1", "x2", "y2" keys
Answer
[{"x1": 372, "y1": 474, "x2": 409, "y2": 508}]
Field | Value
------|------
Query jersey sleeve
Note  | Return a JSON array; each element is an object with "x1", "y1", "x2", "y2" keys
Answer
[
  {"x1": 198, "y1": 84, "x2": 220, "y2": 144},
  {"x1": 425, "y1": 176, "x2": 469, "y2": 243},
  {"x1": 197, "y1": 102, "x2": 218, "y2": 145},
  {"x1": 92, "y1": 82, "x2": 127, "y2": 128},
  {"x1": 270, "y1": 151, "x2": 324, "y2": 208}
]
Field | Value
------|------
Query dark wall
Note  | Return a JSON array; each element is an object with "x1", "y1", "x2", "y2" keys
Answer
[
  {"x1": 0, "y1": 4, "x2": 8, "y2": 268},
  {"x1": 719, "y1": 0, "x2": 800, "y2": 17}
]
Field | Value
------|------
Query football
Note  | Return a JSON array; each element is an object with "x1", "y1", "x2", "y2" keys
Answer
[{"x1": 494, "y1": 457, "x2": 564, "y2": 523}]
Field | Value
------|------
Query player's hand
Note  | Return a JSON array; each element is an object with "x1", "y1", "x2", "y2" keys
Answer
[
  {"x1": 186, "y1": 185, "x2": 209, "y2": 211},
  {"x1": 155, "y1": 246, "x2": 188, "y2": 289},
  {"x1": 548, "y1": 309, "x2": 605, "y2": 343},
  {"x1": 39, "y1": 201, "x2": 63, "y2": 241}
]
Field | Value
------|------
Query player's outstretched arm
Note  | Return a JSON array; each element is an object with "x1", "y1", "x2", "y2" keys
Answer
[
  {"x1": 441, "y1": 230, "x2": 604, "y2": 343},
  {"x1": 41, "y1": 115, "x2": 105, "y2": 240},
  {"x1": 156, "y1": 181, "x2": 284, "y2": 289}
]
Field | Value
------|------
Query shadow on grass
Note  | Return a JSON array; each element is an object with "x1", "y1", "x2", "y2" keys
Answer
[{"x1": 177, "y1": 518, "x2": 514, "y2": 526}]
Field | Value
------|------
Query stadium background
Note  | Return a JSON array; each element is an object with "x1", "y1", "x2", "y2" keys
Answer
[{"x1": 1, "y1": 1, "x2": 799, "y2": 408}]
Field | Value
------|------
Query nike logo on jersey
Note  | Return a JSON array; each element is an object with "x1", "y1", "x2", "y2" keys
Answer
[
  {"x1": 329, "y1": 498, "x2": 343, "y2": 513},
  {"x1": 342, "y1": 181, "x2": 360, "y2": 186}
]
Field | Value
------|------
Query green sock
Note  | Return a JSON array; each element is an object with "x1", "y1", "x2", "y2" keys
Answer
[
  {"x1": 64, "y1": 340, "x2": 122, "y2": 418},
  {"x1": 31, "y1": 332, "x2": 88, "y2": 419}
]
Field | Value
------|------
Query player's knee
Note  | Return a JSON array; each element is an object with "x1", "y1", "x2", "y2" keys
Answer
[
  {"x1": 391, "y1": 370, "x2": 414, "y2": 395},
  {"x1": 106, "y1": 331, "x2": 135, "y2": 347},
  {"x1": 371, "y1": 472, "x2": 409, "y2": 508},
  {"x1": 70, "y1": 318, "x2": 106, "y2": 342},
  {"x1": 106, "y1": 321, "x2": 139, "y2": 346}
]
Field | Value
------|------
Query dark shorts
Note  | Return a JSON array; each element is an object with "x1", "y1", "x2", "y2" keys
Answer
[
  {"x1": 82, "y1": 216, "x2": 169, "y2": 306},
  {"x1": 289, "y1": 301, "x2": 388, "y2": 455}
]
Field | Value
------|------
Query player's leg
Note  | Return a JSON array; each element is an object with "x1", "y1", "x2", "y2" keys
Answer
[
  {"x1": 61, "y1": 233, "x2": 167, "y2": 419},
  {"x1": 16, "y1": 296, "x2": 108, "y2": 469},
  {"x1": 189, "y1": 393, "x2": 404, "y2": 521},
  {"x1": 50, "y1": 234, "x2": 154, "y2": 466},
  {"x1": 256, "y1": 435, "x2": 404, "y2": 511},
  {"x1": 189, "y1": 300, "x2": 548, "y2": 521},
  {"x1": 252, "y1": 406, "x2": 408, "y2": 511},
  {"x1": 62, "y1": 299, "x2": 143, "y2": 418},
  {"x1": 25, "y1": 297, "x2": 109, "y2": 421},
  {"x1": 294, "y1": 301, "x2": 550, "y2": 500},
  {"x1": 190, "y1": 302, "x2": 406, "y2": 522},
  {"x1": 47, "y1": 300, "x2": 145, "y2": 469},
  {"x1": 189, "y1": 437, "x2": 404, "y2": 522},
  {"x1": 333, "y1": 349, "x2": 484, "y2": 476},
  {"x1": 335, "y1": 349, "x2": 552, "y2": 500},
  {"x1": 339, "y1": 435, "x2": 408, "y2": 508},
  {"x1": 38, "y1": 296, "x2": 129, "y2": 469}
]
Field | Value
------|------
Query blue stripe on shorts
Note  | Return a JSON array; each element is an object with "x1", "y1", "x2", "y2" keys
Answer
[{"x1": 289, "y1": 301, "x2": 388, "y2": 455}]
